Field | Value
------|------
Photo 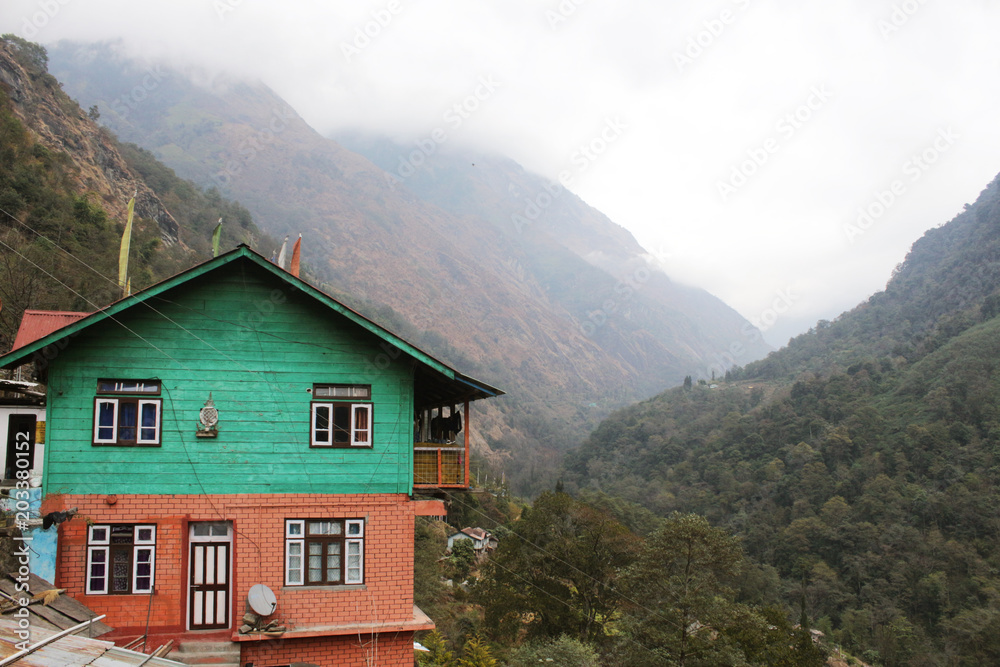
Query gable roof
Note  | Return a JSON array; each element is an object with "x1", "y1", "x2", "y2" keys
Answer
[
  {"x1": 10, "y1": 310, "x2": 89, "y2": 352},
  {"x1": 0, "y1": 245, "x2": 501, "y2": 405}
]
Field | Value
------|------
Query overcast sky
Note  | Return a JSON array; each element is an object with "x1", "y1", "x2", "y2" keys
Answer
[{"x1": 5, "y1": 0, "x2": 1000, "y2": 346}]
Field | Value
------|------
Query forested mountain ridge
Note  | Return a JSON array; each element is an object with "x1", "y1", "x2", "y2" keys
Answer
[
  {"x1": 0, "y1": 36, "x2": 275, "y2": 349},
  {"x1": 752, "y1": 173, "x2": 1000, "y2": 380},
  {"x1": 566, "y1": 172, "x2": 1000, "y2": 665}
]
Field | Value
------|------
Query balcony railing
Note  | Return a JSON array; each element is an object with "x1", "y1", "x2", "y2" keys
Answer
[{"x1": 414, "y1": 443, "x2": 466, "y2": 488}]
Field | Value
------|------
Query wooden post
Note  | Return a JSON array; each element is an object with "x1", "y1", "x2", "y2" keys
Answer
[
  {"x1": 464, "y1": 400, "x2": 470, "y2": 487},
  {"x1": 436, "y1": 448, "x2": 443, "y2": 486}
]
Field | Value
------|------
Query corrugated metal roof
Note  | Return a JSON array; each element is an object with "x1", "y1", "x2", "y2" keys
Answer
[
  {"x1": 0, "y1": 619, "x2": 184, "y2": 666},
  {"x1": 9, "y1": 311, "x2": 88, "y2": 352},
  {"x1": 0, "y1": 573, "x2": 113, "y2": 637}
]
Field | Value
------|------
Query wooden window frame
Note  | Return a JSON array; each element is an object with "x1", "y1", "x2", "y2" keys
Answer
[
  {"x1": 86, "y1": 524, "x2": 156, "y2": 595},
  {"x1": 93, "y1": 380, "x2": 162, "y2": 447},
  {"x1": 310, "y1": 384, "x2": 373, "y2": 449},
  {"x1": 284, "y1": 519, "x2": 365, "y2": 587}
]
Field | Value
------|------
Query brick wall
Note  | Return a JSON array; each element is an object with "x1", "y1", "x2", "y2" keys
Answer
[
  {"x1": 47, "y1": 493, "x2": 420, "y2": 665},
  {"x1": 240, "y1": 632, "x2": 413, "y2": 667}
]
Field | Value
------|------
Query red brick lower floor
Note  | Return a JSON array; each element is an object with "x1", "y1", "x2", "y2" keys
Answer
[
  {"x1": 43, "y1": 493, "x2": 439, "y2": 667},
  {"x1": 240, "y1": 631, "x2": 415, "y2": 666}
]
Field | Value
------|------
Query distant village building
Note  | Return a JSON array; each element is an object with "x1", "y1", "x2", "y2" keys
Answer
[
  {"x1": 0, "y1": 246, "x2": 502, "y2": 667},
  {"x1": 447, "y1": 527, "x2": 498, "y2": 557}
]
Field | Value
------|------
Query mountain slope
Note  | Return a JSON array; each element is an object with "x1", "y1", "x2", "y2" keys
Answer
[
  {"x1": 47, "y1": 41, "x2": 770, "y2": 492},
  {"x1": 565, "y1": 173, "x2": 1000, "y2": 663},
  {"x1": 0, "y1": 37, "x2": 274, "y2": 349}
]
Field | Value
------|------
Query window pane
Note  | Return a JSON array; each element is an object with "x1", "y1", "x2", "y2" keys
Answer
[
  {"x1": 112, "y1": 549, "x2": 131, "y2": 592},
  {"x1": 119, "y1": 401, "x2": 137, "y2": 441},
  {"x1": 97, "y1": 402, "x2": 116, "y2": 440},
  {"x1": 347, "y1": 522, "x2": 362, "y2": 536},
  {"x1": 314, "y1": 405, "x2": 330, "y2": 444},
  {"x1": 111, "y1": 525, "x2": 133, "y2": 543},
  {"x1": 314, "y1": 385, "x2": 369, "y2": 399},
  {"x1": 135, "y1": 549, "x2": 153, "y2": 591},
  {"x1": 89, "y1": 550, "x2": 107, "y2": 591},
  {"x1": 139, "y1": 402, "x2": 158, "y2": 441},
  {"x1": 91, "y1": 526, "x2": 109, "y2": 543},
  {"x1": 308, "y1": 521, "x2": 341, "y2": 535},
  {"x1": 354, "y1": 406, "x2": 370, "y2": 443},
  {"x1": 328, "y1": 542, "x2": 341, "y2": 582},
  {"x1": 136, "y1": 527, "x2": 154, "y2": 543},
  {"x1": 308, "y1": 542, "x2": 323, "y2": 583},
  {"x1": 287, "y1": 542, "x2": 302, "y2": 584},
  {"x1": 347, "y1": 542, "x2": 362, "y2": 582},
  {"x1": 99, "y1": 380, "x2": 160, "y2": 394},
  {"x1": 287, "y1": 521, "x2": 303, "y2": 537},
  {"x1": 333, "y1": 406, "x2": 350, "y2": 443}
]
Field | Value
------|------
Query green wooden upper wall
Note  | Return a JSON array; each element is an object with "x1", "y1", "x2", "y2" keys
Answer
[{"x1": 42, "y1": 262, "x2": 417, "y2": 495}]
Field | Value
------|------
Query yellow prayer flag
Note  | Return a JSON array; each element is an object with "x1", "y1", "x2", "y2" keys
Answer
[{"x1": 118, "y1": 192, "x2": 136, "y2": 293}]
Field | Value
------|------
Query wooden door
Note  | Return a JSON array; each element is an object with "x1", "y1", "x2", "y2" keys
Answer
[{"x1": 188, "y1": 523, "x2": 232, "y2": 630}]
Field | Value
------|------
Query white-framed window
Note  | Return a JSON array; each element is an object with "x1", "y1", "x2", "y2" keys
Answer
[
  {"x1": 310, "y1": 384, "x2": 372, "y2": 448},
  {"x1": 93, "y1": 380, "x2": 162, "y2": 446},
  {"x1": 86, "y1": 524, "x2": 156, "y2": 594},
  {"x1": 284, "y1": 519, "x2": 365, "y2": 586}
]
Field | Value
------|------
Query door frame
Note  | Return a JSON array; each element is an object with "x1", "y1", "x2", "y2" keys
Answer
[{"x1": 186, "y1": 521, "x2": 233, "y2": 631}]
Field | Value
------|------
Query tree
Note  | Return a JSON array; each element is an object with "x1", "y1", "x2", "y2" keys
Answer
[
  {"x1": 449, "y1": 538, "x2": 476, "y2": 582},
  {"x1": 458, "y1": 634, "x2": 497, "y2": 667},
  {"x1": 475, "y1": 492, "x2": 640, "y2": 645},
  {"x1": 615, "y1": 513, "x2": 825, "y2": 666},
  {"x1": 418, "y1": 630, "x2": 456, "y2": 667},
  {"x1": 507, "y1": 635, "x2": 600, "y2": 667}
]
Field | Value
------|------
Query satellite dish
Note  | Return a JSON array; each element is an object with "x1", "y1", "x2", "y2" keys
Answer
[{"x1": 247, "y1": 584, "x2": 277, "y2": 616}]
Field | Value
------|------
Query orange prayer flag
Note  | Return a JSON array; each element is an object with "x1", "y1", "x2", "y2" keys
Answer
[{"x1": 290, "y1": 234, "x2": 302, "y2": 277}]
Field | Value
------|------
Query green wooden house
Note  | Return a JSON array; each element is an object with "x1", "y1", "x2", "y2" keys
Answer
[{"x1": 0, "y1": 245, "x2": 501, "y2": 666}]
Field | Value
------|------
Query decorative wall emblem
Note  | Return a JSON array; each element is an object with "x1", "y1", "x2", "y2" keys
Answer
[{"x1": 197, "y1": 393, "x2": 219, "y2": 438}]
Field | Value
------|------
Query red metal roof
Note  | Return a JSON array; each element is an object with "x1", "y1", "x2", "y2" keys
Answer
[{"x1": 10, "y1": 310, "x2": 89, "y2": 352}]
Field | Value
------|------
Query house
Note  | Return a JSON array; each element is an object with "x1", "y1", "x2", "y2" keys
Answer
[
  {"x1": 447, "y1": 527, "x2": 497, "y2": 557},
  {"x1": 0, "y1": 245, "x2": 502, "y2": 667}
]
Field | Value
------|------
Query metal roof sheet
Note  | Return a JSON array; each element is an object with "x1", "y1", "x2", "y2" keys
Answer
[
  {"x1": 0, "y1": 619, "x2": 184, "y2": 666},
  {"x1": 9, "y1": 311, "x2": 88, "y2": 353}
]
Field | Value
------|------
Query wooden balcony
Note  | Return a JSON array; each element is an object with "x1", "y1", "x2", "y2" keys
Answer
[
  {"x1": 414, "y1": 443, "x2": 467, "y2": 488},
  {"x1": 413, "y1": 402, "x2": 470, "y2": 490}
]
